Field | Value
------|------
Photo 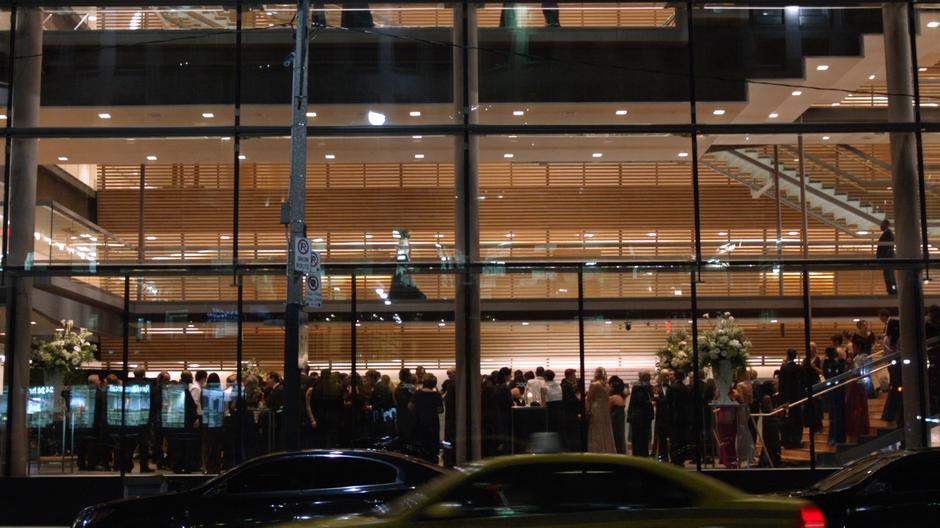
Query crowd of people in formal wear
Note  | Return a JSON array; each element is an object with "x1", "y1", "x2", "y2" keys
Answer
[{"x1": 68, "y1": 302, "x2": 940, "y2": 473}]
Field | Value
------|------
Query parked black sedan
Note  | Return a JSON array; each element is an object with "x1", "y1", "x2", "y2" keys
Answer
[
  {"x1": 73, "y1": 450, "x2": 449, "y2": 528},
  {"x1": 786, "y1": 448, "x2": 940, "y2": 527}
]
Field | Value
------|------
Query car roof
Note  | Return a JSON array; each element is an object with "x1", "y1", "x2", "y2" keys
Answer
[{"x1": 454, "y1": 453, "x2": 744, "y2": 500}]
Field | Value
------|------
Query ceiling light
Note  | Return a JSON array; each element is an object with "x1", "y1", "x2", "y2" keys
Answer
[
  {"x1": 88, "y1": 15, "x2": 97, "y2": 21},
  {"x1": 324, "y1": 154, "x2": 335, "y2": 160},
  {"x1": 768, "y1": 112, "x2": 779, "y2": 119},
  {"x1": 238, "y1": 154, "x2": 247, "y2": 160},
  {"x1": 98, "y1": 112, "x2": 112, "y2": 119},
  {"x1": 822, "y1": 136, "x2": 830, "y2": 141},
  {"x1": 770, "y1": 319, "x2": 779, "y2": 323},
  {"x1": 306, "y1": 111, "x2": 317, "y2": 118},
  {"x1": 414, "y1": 153, "x2": 425, "y2": 159},
  {"x1": 605, "y1": 320, "x2": 613, "y2": 325},
  {"x1": 412, "y1": 135, "x2": 422, "y2": 139},
  {"x1": 919, "y1": 67, "x2": 928, "y2": 72},
  {"x1": 31, "y1": 321, "x2": 36, "y2": 325},
  {"x1": 0, "y1": 115, "x2": 6, "y2": 120},
  {"x1": 503, "y1": 153, "x2": 514, "y2": 158},
  {"x1": 146, "y1": 155, "x2": 158, "y2": 161},
  {"x1": 615, "y1": 109, "x2": 628, "y2": 116},
  {"x1": 788, "y1": 230, "x2": 799, "y2": 236},
  {"x1": 929, "y1": 21, "x2": 940, "y2": 28},
  {"x1": 868, "y1": 74, "x2": 876, "y2": 80},
  {"x1": 646, "y1": 232, "x2": 657, "y2": 237},
  {"x1": 857, "y1": 230, "x2": 870, "y2": 236},
  {"x1": 512, "y1": 110, "x2": 525, "y2": 116},
  {"x1": 712, "y1": 109, "x2": 726, "y2": 115},
  {"x1": 201, "y1": 112, "x2": 215, "y2": 118},
  {"x1": 145, "y1": 236, "x2": 157, "y2": 241},
  {"x1": 367, "y1": 110, "x2": 386, "y2": 126},
  {"x1": 219, "y1": 235, "x2": 231, "y2": 240},
  {"x1": 522, "y1": 322, "x2": 530, "y2": 326},
  {"x1": 816, "y1": 64, "x2": 829, "y2": 71},
  {"x1": 785, "y1": 6, "x2": 799, "y2": 15},
  {"x1": 57, "y1": 156, "x2": 69, "y2": 162},
  {"x1": 791, "y1": 90, "x2": 802, "y2": 96},
  {"x1": 831, "y1": 102, "x2": 841, "y2": 107},
  {"x1": 678, "y1": 152, "x2": 689, "y2": 158},
  {"x1": 718, "y1": 231, "x2": 728, "y2": 236},
  {"x1": 592, "y1": 152, "x2": 603, "y2": 158},
  {"x1": 409, "y1": 111, "x2": 421, "y2": 117}
]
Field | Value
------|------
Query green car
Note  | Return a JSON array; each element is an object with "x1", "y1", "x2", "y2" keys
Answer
[{"x1": 285, "y1": 453, "x2": 826, "y2": 528}]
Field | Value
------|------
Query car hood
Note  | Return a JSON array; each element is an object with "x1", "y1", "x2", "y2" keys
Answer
[{"x1": 84, "y1": 490, "x2": 192, "y2": 514}]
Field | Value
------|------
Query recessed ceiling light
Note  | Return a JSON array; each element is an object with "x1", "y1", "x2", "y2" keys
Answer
[
  {"x1": 768, "y1": 112, "x2": 779, "y2": 119},
  {"x1": 929, "y1": 21, "x2": 940, "y2": 28},
  {"x1": 788, "y1": 230, "x2": 799, "y2": 236},
  {"x1": 219, "y1": 235, "x2": 231, "y2": 240},
  {"x1": 919, "y1": 67, "x2": 928, "y2": 72},
  {"x1": 592, "y1": 152, "x2": 603, "y2": 158},
  {"x1": 409, "y1": 111, "x2": 421, "y2": 117},
  {"x1": 521, "y1": 322, "x2": 530, "y2": 326},
  {"x1": 791, "y1": 90, "x2": 803, "y2": 96},
  {"x1": 857, "y1": 230, "x2": 870, "y2": 235},
  {"x1": 238, "y1": 154, "x2": 247, "y2": 160},
  {"x1": 512, "y1": 110, "x2": 525, "y2": 116},
  {"x1": 145, "y1": 235, "x2": 158, "y2": 241},
  {"x1": 678, "y1": 152, "x2": 689, "y2": 158},
  {"x1": 306, "y1": 111, "x2": 317, "y2": 118},
  {"x1": 712, "y1": 109, "x2": 726, "y2": 115},
  {"x1": 831, "y1": 102, "x2": 841, "y2": 106},
  {"x1": 0, "y1": 114, "x2": 7, "y2": 120},
  {"x1": 718, "y1": 231, "x2": 728, "y2": 236},
  {"x1": 822, "y1": 136, "x2": 830, "y2": 141},
  {"x1": 367, "y1": 110, "x2": 386, "y2": 126},
  {"x1": 615, "y1": 109, "x2": 628, "y2": 115},
  {"x1": 88, "y1": 15, "x2": 97, "y2": 21},
  {"x1": 146, "y1": 155, "x2": 158, "y2": 161},
  {"x1": 412, "y1": 135, "x2": 422, "y2": 139},
  {"x1": 57, "y1": 156, "x2": 69, "y2": 161},
  {"x1": 324, "y1": 154, "x2": 335, "y2": 160},
  {"x1": 770, "y1": 319, "x2": 779, "y2": 323},
  {"x1": 201, "y1": 112, "x2": 215, "y2": 118},
  {"x1": 646, "y1": 232, "x2": 657, "y2": 237},
  {"x1": 816, "y1": 64, "x2": 829, "y2": 71},
  {"x1": 414, "y1": 153, "x2": 425, "y2": 159},
  {"x1": 98, "y1": 112, "x2": 112, "y2": 119},
  {"x1": 868, "y1": 74, "x2": 876, "y2": 80},
  {"x1": 504, "y1": 153, "x2": 514, "y2": 158}
]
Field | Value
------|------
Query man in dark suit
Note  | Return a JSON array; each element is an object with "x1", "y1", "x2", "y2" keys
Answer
[
  {"x1": 877, "y1": 218, "x2": 897, "y2": 295},
  {"x1": 561, "y1": 369, "x2": 581, "y2": 452},
  {"x1": 779, "y1": 349, "x2": 805, "y2": 448},
  {"x1": 668, "y1": 372, "x2": 693, "y2": 465},
  {"x1": 495, "y1": 367, "x2": 514, "y2": 455},
  {"x1": 628, "y1": 370, "x2": 654, "y2": 457},
  {"x1": 654, "y1": 369, "x2": 673, "y2": 462}
]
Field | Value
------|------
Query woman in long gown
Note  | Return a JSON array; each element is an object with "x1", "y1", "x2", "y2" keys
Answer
[
  {"x1": 586, "y1": 367, "x2": 616, "y2": 453},
  {"x1": 844, "y1": 349, "x2": 871, "y2": 442},
  {"x1": 608, "y1": 376, "x2": 627, "y2": 454},
  {"x1": 823, "y1": 346, "x2": 847, "y2": 446}
]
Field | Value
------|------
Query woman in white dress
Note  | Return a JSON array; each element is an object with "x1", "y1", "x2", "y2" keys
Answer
[{"x1": 586, "y1": 367, "x2": 616, "y2": 453}]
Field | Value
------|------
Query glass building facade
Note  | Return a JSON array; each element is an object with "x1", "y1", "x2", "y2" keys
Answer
[{"x1": 0, "y1": 0, "x2": 939, "y2": 479}]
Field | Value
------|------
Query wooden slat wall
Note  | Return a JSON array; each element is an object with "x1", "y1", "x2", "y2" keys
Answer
[{"x1": 101, "y1": 319, "x2": 862, "y2": 374}]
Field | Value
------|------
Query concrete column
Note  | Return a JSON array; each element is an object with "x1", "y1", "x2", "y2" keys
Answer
[
  {"x1": 6, "y1": 8, "x2": 43, "y2": 477},
  {"x1": 453, "y1": 2, "x2": 481, "y2": 463},
  {"x1": 883, "y1": 3, "x2": 929, "y2": 447}
]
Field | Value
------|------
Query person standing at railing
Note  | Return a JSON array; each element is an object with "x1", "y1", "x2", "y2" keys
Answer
[
  {"x1": 852, "y1": 320, "x2": 878, "y2": 398},
  {"x1": 877, "y1": 219, "x2": 897, "y2": 295},
  {"x1": 803, "y1": 343, "x2": 824, "y2": 435},
  {"x1": 779, "y1": 349, "x2": 804, "y2": 449},
  {"x1": 823, "y1": 347, "x2": 847, "y2": 446}
]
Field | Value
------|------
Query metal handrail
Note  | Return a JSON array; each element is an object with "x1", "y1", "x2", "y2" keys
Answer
[{"x1": 751, "y1": 351, "x2": 899, "y2": 418}]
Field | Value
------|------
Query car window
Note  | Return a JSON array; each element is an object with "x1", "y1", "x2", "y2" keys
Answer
[
  {"x1": 224, "y1": 458, "x2": 319, "y2": 494},
  {"x1": 875, "y1": 454, "x2": 940, "y2": 493},
  {"x1": 426, "y1": 462, "x2": 694, "y2": 519},
  {"x1": 223, "y1": 456, "x2": 399, "y2": 494},
  {"x1": 314, "y1": 456, "x2": 399, "y2": 488},
  {"x1": 812, "y1": 454, "x2": 897, "y2": 492}
]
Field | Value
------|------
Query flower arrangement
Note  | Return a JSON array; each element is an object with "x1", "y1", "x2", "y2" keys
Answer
[
  {"x1": 656, "y1": 329, "x2": 693, "y2": 376},
  {"x1": 242, "y1": 358, "x2": 265, "y2": 380},
  {"x1": 698, "y1": 312, "x2": 751, "y2": 371},
  {"x1": 31, "y1": 320, "x2": 97, "y2": 375}
]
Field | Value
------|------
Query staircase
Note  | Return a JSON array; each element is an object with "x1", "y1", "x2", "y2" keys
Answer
[
  {"x1": 780, "y1": 388, "x2": 899, "y2": 465},
  {"x1": 708, "y1": 149, "x2": 885, "y2": 236}
]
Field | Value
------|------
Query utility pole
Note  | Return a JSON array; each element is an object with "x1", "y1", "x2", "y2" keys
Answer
[{"x1": 282, "y1": 0, "x2": 311, "y2": 451}]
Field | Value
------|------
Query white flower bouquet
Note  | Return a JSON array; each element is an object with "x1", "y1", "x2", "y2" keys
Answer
[
  {"x1": 698, "y1": 312, "x2": 751, "y2": 371},
  {"x1": 31, "y1": 320, "x2": 97, "y2": 375},
  {"x1": 656, "y1": 329, "x2": 693, "y2": 376}
]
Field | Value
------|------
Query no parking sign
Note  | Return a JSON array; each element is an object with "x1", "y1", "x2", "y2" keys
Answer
[{"x1": 305, "y1": 273, "x2": 322, "y2": 308}]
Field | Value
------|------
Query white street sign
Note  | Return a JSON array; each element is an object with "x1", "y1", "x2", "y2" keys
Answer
[
  {"x1": 294, "y1": 237, "x2": 313, "y2": 274},
  {"x1": 305, "y1": 273, "x2": 323, "y2": 308}
]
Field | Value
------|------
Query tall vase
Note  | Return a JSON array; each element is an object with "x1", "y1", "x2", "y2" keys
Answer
[
  {"x1": 43, "y1": 369, "x2": 65, "y2": 413},
  {"x1": 714, "y1": 359, "x2": 734, "y2": 405}
]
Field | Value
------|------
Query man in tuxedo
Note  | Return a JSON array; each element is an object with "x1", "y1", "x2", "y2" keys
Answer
[
  {"x1": 561, "y1": 369, "x2": 581, "y2": 452},
  {"x1": 877, "y1": 219, "x2": 897, "y2": 295},
  {"x1": 627, "y1": 370, "x2": 654, "y2": 457},
  {"x1": 654, "y1": 369, "x2": 673, "y2": 462},
  {"x1": 668, "y1": 371, "x2": 693, "y2": 465},
  {"x1": 779, "y1": 349, "x2": 805, "y2": 448}
]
